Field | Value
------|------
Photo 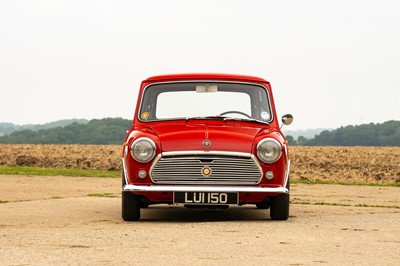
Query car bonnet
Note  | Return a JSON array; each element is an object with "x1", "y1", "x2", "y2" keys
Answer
[{"x1": 149, "y1": 122, "x2": 264, "y2": 153}]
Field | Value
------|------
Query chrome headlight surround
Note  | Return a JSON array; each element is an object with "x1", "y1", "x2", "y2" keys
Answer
[
  {"x1": 257, "y1": 138, "x2": 282, "y2": 164},
  {"x1": 130, "y1": 137, "x2": 156, "y2": 163}
]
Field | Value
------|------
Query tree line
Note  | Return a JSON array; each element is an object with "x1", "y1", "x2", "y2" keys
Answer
[
  {"x1": 0, "y1": 119, "x2": 89, "y2": 136},
  {"x1": 0, "y1": 118, "x2": 131, "y2": 144},
  {"x1": 287, "y1": 120, "x2": 400, "y2": 146},
  {"x1": 0, "y1": 118, "x2": 398, "y2": 146}
]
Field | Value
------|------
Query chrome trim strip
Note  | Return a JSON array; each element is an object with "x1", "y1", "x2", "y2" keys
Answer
[
  {"x1": 138, "y1": 80, "x2": 274, "y2": 124},
  {"x1": 250, "y1": 154, "x2": 263, "y2": 181},
  {"x1": 161, "y1": 150, "x2": 252, "y2": 158},
  {"x1": 121, "y1": 158, "x2": 129, "y2": 186},
  {"x1": 284, "y1": 159, "x2": 290, "y2": 190},
  {"x1": 123, "y1": 184, "x2": 288, "y2": 194},
  {"x1": 149, "y1": 153, "x2": 162, "y2": 178}
]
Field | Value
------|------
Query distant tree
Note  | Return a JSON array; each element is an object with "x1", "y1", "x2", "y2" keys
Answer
[
  {"x1": 296, "y1": 136, "x2": 309, "y2": 146},
  {"x1": 1, "y1": 119, "x2": 398, "y2": 146},
  {"x1": 0, "y1": 118, "x2": 132, "y2": 144},
  {"x1": 285, "y1": 135, "x2": 297, "y2": 145},
  {"x1": 306, "y1": 121, "x2": 399, "y2": 146}
]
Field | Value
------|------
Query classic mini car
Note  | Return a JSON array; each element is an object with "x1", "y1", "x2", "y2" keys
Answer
[{"x1": 122, "y1": 73, "x2": 293, "y2": 221}]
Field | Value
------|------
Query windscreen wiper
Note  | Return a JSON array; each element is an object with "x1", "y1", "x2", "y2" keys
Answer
[
  {"x1": 185, "y1": 116, "x2": 269, "y2": 125},
  {"x1": 185, "y1": 116, "x2": 225, "y2": 121},
  {"x1": 223, "y1": 117, "x2": 270, "y2": 125}
]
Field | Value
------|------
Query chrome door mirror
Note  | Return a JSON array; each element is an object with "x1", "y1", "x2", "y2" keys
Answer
[{"x1": 281, "y1": 114, "x2": 293, "y2": 126}]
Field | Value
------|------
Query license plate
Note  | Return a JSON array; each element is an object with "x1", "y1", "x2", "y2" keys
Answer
[{"x1": 174, "y1": 192, "x2": 238, "y2": 205}]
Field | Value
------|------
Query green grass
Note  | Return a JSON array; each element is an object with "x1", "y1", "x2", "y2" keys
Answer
[
  {"x1": 291, "y1": 179, "x2": 400, "y2": 187},
  {"x1": 291, "y1": 201, "x2": 400, "y2": 209},
  {"x1": 0, "y1": 166, "x2": 119, "y2": 178},
  {"x1": 50, "y1": 196, "x2": 64, "y2": 200},
  {"x1": 0, "y1": 166, "x2": 398, "y2": 187},
  {"x1": 87, "y1": 193, "x2": 119, "y2": 198}
]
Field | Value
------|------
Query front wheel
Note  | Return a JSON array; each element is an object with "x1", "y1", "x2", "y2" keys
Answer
[
  {"x1": 122, "y1": 171, "x2": 141, "y2": 221},
  {"x1": 122, "y1": 191, "x2": 141, "y2": 221},
  {"x1": 269, "y1": 180, "x2": 290, "y2": 220}
]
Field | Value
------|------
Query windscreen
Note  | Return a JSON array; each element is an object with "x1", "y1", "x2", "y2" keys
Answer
[{"x1": 139, "y1": 82, "x2": 272, "y2": 123}]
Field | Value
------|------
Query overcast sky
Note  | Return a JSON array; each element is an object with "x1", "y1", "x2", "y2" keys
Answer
[{"x1": 1, "y1": 0, "x2": 399, "y2": 130}]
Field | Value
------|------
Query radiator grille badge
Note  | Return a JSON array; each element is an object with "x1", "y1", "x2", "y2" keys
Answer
[{"x1": 201, "y1": 166, "x2": 212, "y2": 177}]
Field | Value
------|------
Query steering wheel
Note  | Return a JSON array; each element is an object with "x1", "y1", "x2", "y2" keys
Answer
[{"x1": 219, "y1": 111, "x2": 252, "y2": 118}]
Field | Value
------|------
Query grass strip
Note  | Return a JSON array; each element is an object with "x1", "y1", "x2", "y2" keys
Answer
[
  {"x1": 0, "y1": 166, "x2": 399, "y2": 187},
  {"x1": 291, "y1": 201, "x2": 400, "y2": 209},
  {"x1": 0, "y1": 200, "x2": 9, "y2": 204},
  {"x1": 0, "y1": 166, "x2": 119, "y2": 178},
  {"x1": 87, "y1": 193, "x2": 119, "y2": 198},
  {"x1": 291, "y1": 179, "x2": 400, "y2": 187}
]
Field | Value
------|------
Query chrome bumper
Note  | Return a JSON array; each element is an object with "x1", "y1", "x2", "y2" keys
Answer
[{"x1": 123, "y1": 184, "x2": 289, "y2": 194}]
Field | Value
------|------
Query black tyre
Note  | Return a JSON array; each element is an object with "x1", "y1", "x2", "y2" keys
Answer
[
  {"x1": 122, "y1": 191, "x2": 141, "y2": 221},
  {"x1": 269, "y1": 180, "x2": 290, "y2": 220},
  {"x1": 121, "y1": 171, "x2": 141, "y2": 221}
]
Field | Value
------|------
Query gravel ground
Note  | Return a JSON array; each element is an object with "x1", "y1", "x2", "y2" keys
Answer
[{"x1": 0, "y1": 175, "x2": 399, "y2": 265}]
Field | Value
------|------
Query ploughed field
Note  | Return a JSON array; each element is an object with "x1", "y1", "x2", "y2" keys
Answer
[{"x1": 0, "y1": 144, "x2": 399, "y2": 185}]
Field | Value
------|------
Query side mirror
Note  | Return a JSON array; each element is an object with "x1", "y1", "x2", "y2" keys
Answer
[{"x1": 282, "y1": 114, "x2": 293, "y2": 126}]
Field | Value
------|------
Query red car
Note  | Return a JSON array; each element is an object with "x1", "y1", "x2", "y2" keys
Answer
[{"x1": 122, "y1": 73, "x2": 293, "y2": 221}]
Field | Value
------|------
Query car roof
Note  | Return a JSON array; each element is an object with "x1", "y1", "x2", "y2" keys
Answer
[{"x1": 143, "y1": 73, "x2": 269, "y2": 84}]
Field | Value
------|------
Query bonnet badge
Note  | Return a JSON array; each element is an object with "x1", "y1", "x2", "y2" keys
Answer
[{"x1": 202, "y1": 140, "x2": 211, "y2": 148}]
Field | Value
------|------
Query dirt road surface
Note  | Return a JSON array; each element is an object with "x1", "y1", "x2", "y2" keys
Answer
[{"x1": 0, "y1": 175, "x2": 399, "y2": 265}]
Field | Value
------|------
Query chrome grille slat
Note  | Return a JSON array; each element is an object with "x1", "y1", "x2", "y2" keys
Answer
[
  {"x1": 153, "y1": 173, "x2": 257, "y2": 177},
  {"x1": 153, "y1": 167, "x2": 259, "y2": 171},
  {"x1": 151, "y1": 153, "x2": 262, "y2": 184}
]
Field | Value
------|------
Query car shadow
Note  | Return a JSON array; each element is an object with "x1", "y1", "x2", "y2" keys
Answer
[{"x1": 137, "y1": 205, "x2": 271, "y2": 223}]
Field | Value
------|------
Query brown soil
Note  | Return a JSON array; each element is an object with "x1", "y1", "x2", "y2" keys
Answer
[
  {"x1": 0, "y1": 144, "x2": 121, "y2": 170},
  {"x1": 0, "y1": 145, "x2": 399, "y2": 184},
  {"x1": 0, "y1": 175, "x2": 399, "y2": 265},
  {"x1": 290, "y1": 146, "x2": 400, "y2": 184}
]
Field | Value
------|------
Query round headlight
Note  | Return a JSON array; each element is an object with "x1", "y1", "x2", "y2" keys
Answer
[
  {"x1": 131, "y1": 137, "x2": 156, "y2": 163},
  {"x1": 257, "y1": 138, "x2": 282, "y2": 164}
]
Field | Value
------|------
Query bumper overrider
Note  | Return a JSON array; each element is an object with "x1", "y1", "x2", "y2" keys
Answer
[{"x1": 121, "y1": 158, "x2": 290, "y2": 194}]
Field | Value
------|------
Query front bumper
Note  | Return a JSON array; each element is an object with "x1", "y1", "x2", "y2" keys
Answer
[{"x1": 122, "y1": 184, "x2": 289, "y2": 194}]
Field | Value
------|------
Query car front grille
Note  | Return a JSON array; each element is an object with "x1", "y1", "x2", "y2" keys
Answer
[{"x1": 150, "y1": 152, "x2": 262, "y2": 184}]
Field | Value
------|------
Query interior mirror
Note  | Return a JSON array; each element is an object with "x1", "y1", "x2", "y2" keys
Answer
[
  {"x1": 282, "y1": 114, "x2": 293, "y2": 126},
  {"x1": 196, "y1": 84, "x2": 218, "y2": 93}
]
